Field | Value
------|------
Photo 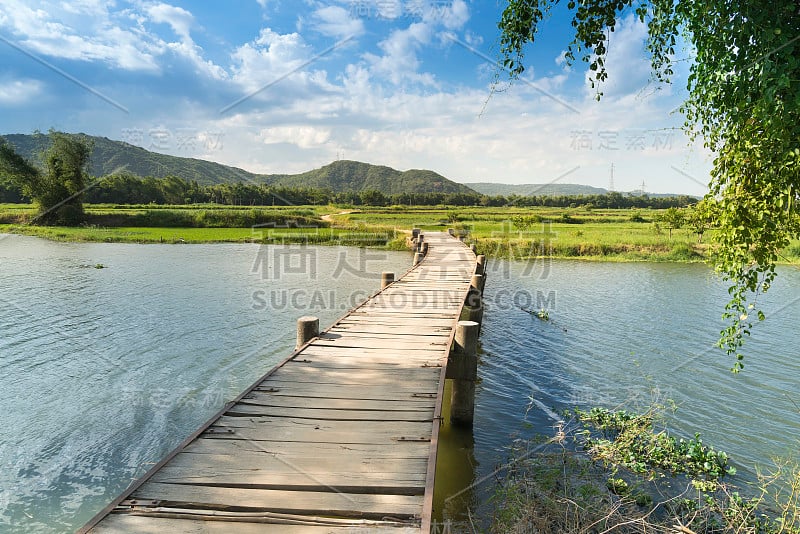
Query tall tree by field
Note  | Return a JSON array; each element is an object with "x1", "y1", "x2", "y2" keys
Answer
[
  {"x1": 0, "y1": 132, "x2": 93, "y2": 225},
  {"x1": 498, "y1": 0, "x2": 800, "y2": 370}
]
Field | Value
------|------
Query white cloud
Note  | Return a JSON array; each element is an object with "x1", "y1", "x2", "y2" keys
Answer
[
  {"x1": 0, "y1": 0, "x2": 161, "y2": 71},
  {"x1": 145, "y1": 3, "x2": 194, "y2": 40},
  {"x1": 586, "y1": 14, "x2": 653, "y2": 100},
  {"x1": 310, "y1": 5, "x2": 364, "y2": 39},
  {"x1": 358, "y1": 1, "x2": 469, "y2": 87},
  {"x1": 0, "y1": 1, "x2": 227, "y2": 78},
  {"x1": 230, "y1": 28, "x2": 312, "y2": 90},
  {"x1": 0, "y1": 78, "x2": 43, "y2": 104},
  {"x1": 433, "y1": 0, "x2": 469, "y2": 30},
  {"x1": 259, "y1": 125, "x2": 332, "y2": 148},
  {"x1": 464, "y1": 30, "x2": 483, "y2": 47},
  {"x1": 364, "y1": 22, "x2": 436, "y2": 86},
  {"x1": 144, "y1": 2, "x2": 227, "y2": 80}
]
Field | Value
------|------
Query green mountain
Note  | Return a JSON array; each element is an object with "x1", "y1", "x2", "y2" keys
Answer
[
  {"x1": 466, "y1": 182, "x2": 695, "y2": 198},
  {"x1": 1, "y1": 133, "x2": 475, "y2": 194},
  {"x1": 1, "y1": 133, "x2": 259, "y2": 185},
  {"x1": 465, "y1": 182, "x2": 609, "y2": 196},
  {"x1": 265, "y1": 160, "x2": 475, "y2": 194}
]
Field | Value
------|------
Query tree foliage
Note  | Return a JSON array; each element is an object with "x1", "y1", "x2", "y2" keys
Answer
[
  {"x1": 499, "y1": 0, "x2": 800, "y2": 369},
  {"x1": 0, "y1": 132, "x2": 93, "y2": 224}
]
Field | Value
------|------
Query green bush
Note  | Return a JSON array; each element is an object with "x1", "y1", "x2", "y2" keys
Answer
[{"x1": 85, "y1": 209, "x2": 329, "y2": 229}]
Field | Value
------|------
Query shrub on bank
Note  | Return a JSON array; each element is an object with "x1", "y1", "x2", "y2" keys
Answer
[
  {"x1": 489, "y1": 404, "x2": 800, "y2": 533},
  {"x1": 85, "y1": 209, "x2": 329, "y2": 229}
]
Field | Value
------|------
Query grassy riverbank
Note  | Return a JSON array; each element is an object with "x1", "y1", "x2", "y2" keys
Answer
[
  {"x1": 487, "y1": 404, "x2": 800, "y2": 533},
  {"x1": 3, "y1": 203, "x2": 799, "y2": 263}
]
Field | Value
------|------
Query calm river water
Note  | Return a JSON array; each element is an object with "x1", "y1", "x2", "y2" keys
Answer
[
  {"x1": 1, "y1": 234, "x2": 798, "y2": 532},
  {"x1": 441, "y1": 256, "x2": 800, "y2": 527}
]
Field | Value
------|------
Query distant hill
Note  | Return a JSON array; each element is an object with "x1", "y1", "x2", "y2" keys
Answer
[
  {"x1": 2, "y1": 133, "x2": 694, "y2": 198},
  {"x1": 1, "y1": 133, "x2": 474, "y2": 194},
  {"x1": 466, "y1": 182, "x2": 609, "y2": 196},
  {"x1": 466, "y1": 182, "x2": 695, "y2": 198},
  {"x1": 265, "y1": 160, "x2": 474, "y2": 194},
  {"x1": 1, "y1": 133, "x2": 260, "y2": 185}
]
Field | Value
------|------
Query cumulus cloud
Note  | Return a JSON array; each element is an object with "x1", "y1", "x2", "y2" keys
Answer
[
  {"x1": 310, "y1": 5, "x2": 364, "y2": 39},
  {"x1": 358, "y1": 1, "x2": 470, "y2": 87},
  {"x1": 230, "y1": 28, "x2": 312, "y2": 90},
  {"x1": 145, "y1": 3, "x2": 194, "y2": 40},
  {"x1": 259, "y1": 125, "x2": 332, "y2": 148},
  {"x1": 586, "y1": 14, "x2": 653, "y2": 100},
  {"x1": 0, "y1": 78, "x2": 43, "y2": 104},
  {"x1": 144, "y1": 2, "x2": 227, "y2": 80},
  {"x1": 431, "y1": 0, "x2": 469, "y2": 30},
  {"x1": 0, "y1": 0, "x2": 161, "y2": 71},
  {"x1": 364, "y1": 22, "x2": 436, "y2": 86}
]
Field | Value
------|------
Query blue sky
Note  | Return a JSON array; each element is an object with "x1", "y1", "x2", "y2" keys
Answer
[{"x1": 0, "y1": 0, "x2": 711, "y2": 194}]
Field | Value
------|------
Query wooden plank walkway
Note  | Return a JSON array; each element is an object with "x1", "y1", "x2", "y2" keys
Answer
[{"x1": 81, "y1": 231, "x2": 476, "y2": 533}]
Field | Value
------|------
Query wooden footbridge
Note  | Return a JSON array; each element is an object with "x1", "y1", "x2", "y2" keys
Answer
[{"x1": 81, "y1": 231, "x2": 485, "y2": 533}]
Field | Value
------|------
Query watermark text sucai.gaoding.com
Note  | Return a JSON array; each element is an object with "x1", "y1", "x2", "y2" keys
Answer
[
  {"x1": 252, "y1": 288, "x2": 373, "y2": 312},
  {"x1": 488, "y1": 288, "x2": 557, "y2": 312},
  {"x1": 251, "y1": 288, "x2": 557, "y2": 313}
]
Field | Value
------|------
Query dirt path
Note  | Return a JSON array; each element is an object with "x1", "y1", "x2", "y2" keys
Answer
[{"x1": 321, "y1": 210, "x2": 353, "y2": 222}]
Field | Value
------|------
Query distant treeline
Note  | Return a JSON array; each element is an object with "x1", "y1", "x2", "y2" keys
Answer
[{"x1": 0, "y1": 173, "x2": 697, "y2": 209}]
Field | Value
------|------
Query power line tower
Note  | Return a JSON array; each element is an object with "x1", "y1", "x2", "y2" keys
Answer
[{"x1": 608, "y1": 162, "x2": 615, "y2": 192}]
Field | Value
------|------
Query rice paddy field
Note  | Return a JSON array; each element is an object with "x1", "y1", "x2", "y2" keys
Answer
[{"x1": 2, "y1": 203, "x2": 799, "y2": 263}]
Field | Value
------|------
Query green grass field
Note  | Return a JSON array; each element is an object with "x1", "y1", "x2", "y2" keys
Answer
[{"x1": 2, "y1": 203, "x2": 798, "y2": 263}]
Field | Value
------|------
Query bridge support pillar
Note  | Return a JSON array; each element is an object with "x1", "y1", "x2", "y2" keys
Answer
[
  {"x1": 470, "y1": 274, "x2": 483, "y2": 296},
  {"x1": 296, "y1": 316, "x2": 319, "y2": 349},
  {"x1": 413, "y1": 252, "x2": 423, "y2": 265},
  {"x1": 449, "y1": 320, "x2": 479, "y2": 427},
  {"x1": 476, "y1": 255, "x2": 486, "y2": 275},
  {"x1": 381, "y1": 272, "x2": 394, "y2": 289}
]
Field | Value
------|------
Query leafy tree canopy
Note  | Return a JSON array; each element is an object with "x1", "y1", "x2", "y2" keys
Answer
[
  {"x1": 0, "y1": 131, "x2": 93, "y2": 224},
  {"x1": 499, "y1": 0, "x2": 800, "y2": 370}
]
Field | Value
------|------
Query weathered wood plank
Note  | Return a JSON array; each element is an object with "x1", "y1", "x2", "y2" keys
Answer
[
  {"x1": 93, "y1": 514, "x2": 419, "y2": 533},
  {"x1": 228, "y1": 403, "x2": 433, "y2": 422},
  {"x1": 263, "y1": 367, "x2": 441, "y2": 385},
  {"x1": 203, "y1": 417, "x2": 433, "y2": 445},
  {"x1": 319, "y1": 331, "x2": 451, "y2": 341},
  {"x1": 132, "y1": 482, "x2": 424, "y2": 518},
  {"x1": 336, "y1": 317, "x2": 455, "y2": 325},
  {"x1": 212, "y1": 416, "x2": 431, "y2": 435},
  {"x1": 182, "y1": 438, "x2": 430, "y2": 459},
  {"x1": 326, "y1": 328, "x2": 451, "y2": 338},
  {"x1": 252, "y1": 383, "x2": 438, "y2": 400},
  {"x1": 284, "y1": 359, "x2": 442, "y2": 371},
  {"x1": 295, "y1": 347, "x2": 447, "y2": 359},
  {"x1": 162, "y1": 452, "x2": 428, "y2": 474},
  {"x1": 240, "y1": 393, "x2": 434, "y2": 411},
  {"x1": 151, "y1": 472, "x2": 425, "y2": 492},
  {"x1": 310, "y1": 339, "x2": 449, "y2": 351}
]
